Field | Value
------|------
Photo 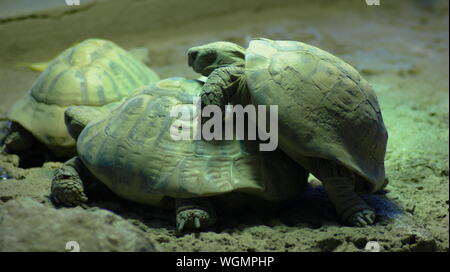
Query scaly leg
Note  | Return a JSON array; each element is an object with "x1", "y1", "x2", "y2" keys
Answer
[
  {"x1": 315, "y1": 160, "x2": 376, "y2": 227},
  {"x1": 201, "y1": 66, "x2": 248, "y2": 108},
  {"x1": 51, "y1": 156, "x2": 88, "y2": 206}
]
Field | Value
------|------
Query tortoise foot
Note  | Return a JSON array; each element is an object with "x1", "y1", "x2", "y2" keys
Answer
[
  {"x1": 51, "y1": 178, "x2": 88, "y2": 207},
  {"x1": 346, "y1": 209, "x2": 376, "y2": 227},
  {"x1": 51, "y1": 161, "x2": 87, "y2": 206},
  {"x1": 176, "y1": 198, "x2": 217, "y2": 233},
  {"x1": 176, "y1": 208, "x2": 213, "y2": 233}
]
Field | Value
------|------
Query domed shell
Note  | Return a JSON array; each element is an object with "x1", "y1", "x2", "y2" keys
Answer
[
  {"x1": 6, "y1": 39, "x2": 159, "y2": 153},
  {"x1": 77, "y1": 77, "x2": 307, "y2": 207},
  {"x1": 245, "y1": 38, "x2": 388, "y2": 192}
]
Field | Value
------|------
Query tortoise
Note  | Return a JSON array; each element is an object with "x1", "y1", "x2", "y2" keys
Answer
[
  {"x1": 187, "y1": 38, "x2": 389, "y2": 227},
  {"x1": 50, "y1": 77, "x2": 308, "y2": 232},
  {"x1": 1, "y1": 38, "x2": 159, "y2": 159}
]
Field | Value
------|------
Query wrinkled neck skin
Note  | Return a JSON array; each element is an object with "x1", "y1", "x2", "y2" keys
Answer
[
  {"x1": 208, "y1": 56, "x2": 245, "y2": 73},
  {"x1": 226, "y1": 69, "x2": 250, "y2": 106},
  {"x1": 204, "y1": 65, "x2": 249, "y2": 107},
  {"x1": 214, "y1": 45, "x2": 247, "y2": 104}
]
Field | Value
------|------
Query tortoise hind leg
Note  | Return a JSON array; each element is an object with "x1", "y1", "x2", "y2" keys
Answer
[
  {"x1": 322, "y1": 177, "x2": 376, "y2": 226},
  {"x1": 175, "y1": 198, "x2": 217, "y2": 233},
  {"x1": 315, "y1": 160, "x2": 376, "y2": 227},
  {"x1": 51, "y1": 156, "x2": 88, "y2": 207}
]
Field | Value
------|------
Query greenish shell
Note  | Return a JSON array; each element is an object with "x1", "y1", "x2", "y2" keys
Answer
[
  {"x1": 245, "y1": 38, "x2": 388, "y2": 192},
  {"x1": 77, "y1": 77, "x2": 307, "y2": 207},
  {"x1": 7, "y1": 39, "x2": 159, "y2": 154}
]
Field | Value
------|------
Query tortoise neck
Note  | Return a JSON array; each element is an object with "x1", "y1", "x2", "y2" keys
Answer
[{"x1": 224, "y1": 66, "x2": 250, "y2": 106}]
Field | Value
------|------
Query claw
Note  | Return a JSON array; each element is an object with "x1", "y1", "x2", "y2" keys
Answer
[
  {"x1": 52, "y1": 195, "x2": 60, "y2": 204},
  {"x1": 356, "y1": 216, "x2": 367, "y2": 227},
  {"x1": 194, "y1": 217, "x2": 201, "y2": 229},
  {"x1": 364, "y1": 213, "x2": 374, "y2": 224},
  {"x1": 177, "y1": 218, "x2": 185, "y2": 233}
]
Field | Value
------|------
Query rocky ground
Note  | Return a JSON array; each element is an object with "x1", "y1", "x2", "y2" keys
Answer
[{"x1": 0, "y1": 0, "x2": 448, "y2": 252}]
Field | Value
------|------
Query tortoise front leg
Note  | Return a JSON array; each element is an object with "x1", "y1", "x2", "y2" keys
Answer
[
  {"x1": 51, "y1": 156, "x2": 88, "y2": 207},
  {"x1": 201, "y1": 66, "x2": 248, "y2": 108},
  {"x1": 175, "y1": 198, "x2": 217, "y2": 234}
]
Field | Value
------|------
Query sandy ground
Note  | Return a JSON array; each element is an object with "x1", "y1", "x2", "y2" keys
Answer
[{"x1": 0, "y1": 0, "x2": 448, "y2": 252}]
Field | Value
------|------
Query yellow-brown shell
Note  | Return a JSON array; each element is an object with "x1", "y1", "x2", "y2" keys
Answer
[
  {"x1": 7, "y1": 39, "x2": 159, "y2": 154},
  {"x1": 77, "y1": 77, "x2": 307, "y2": 207},
  {"x1": 246, "y1": 38, "x2": 388, "y2": 193}
]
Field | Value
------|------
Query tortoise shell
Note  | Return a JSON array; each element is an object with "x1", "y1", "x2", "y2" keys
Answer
[
  {"x1": 245, "y1": 38, "x2": 388, "y2": 192},
  {"x1": 6, "y1": 39, "x2": 159, "y2": 154},
  {"x1": 76, "y1": 77, "x2": 307, "y2": 207}
]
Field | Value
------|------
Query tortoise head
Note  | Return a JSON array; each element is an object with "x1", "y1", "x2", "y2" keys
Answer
[
  {"x1": 64, "y1": 106, "x2": 100, "y2": 140},
  {"x1": 188, "y1": 41, "x2": 246, "y2": 76}
]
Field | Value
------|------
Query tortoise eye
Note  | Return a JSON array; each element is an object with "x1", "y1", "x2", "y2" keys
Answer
[{"x1": 201, "y1": 51, "x2": 218, "y2": 65}]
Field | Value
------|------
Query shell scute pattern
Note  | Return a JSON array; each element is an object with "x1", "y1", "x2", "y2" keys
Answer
[
  {"x1": 30, "y1": 39, "x2": 154, "y2": 107},
  {"x1": 77, "y1": 77, "x2": 307, "y2": 206},
  {"x1": 245, "y1": 39, "x2": 387, "y2": 192},
  {"x1": 7, "y1": 39, "x2": 159, "y2": 150}
]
